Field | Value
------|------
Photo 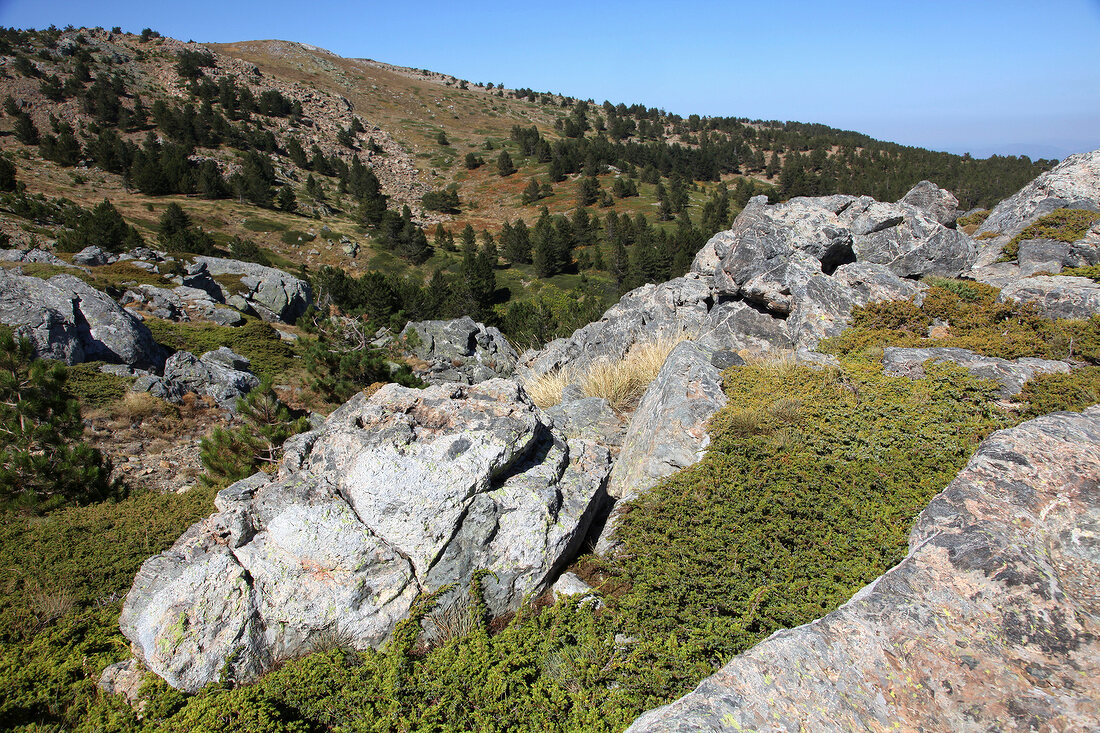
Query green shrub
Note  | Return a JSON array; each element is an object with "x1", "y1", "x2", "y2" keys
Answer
[
  {"x1": 0, "y1": 485, "x2": 215, "y2": 728},
  {"x1": 821, "y1": 283, "x2": 1100, "y2": 363},
  {"x1": 279, "y1": 230, "x2": 316, "y2": 246},
  {"x1": 611, "y1": 361, "x2": 1007, "y2": 665},
  {"x1": 199, "y1": 382, "x2": 309, "y2": 487},
  {"x1": 241, "y1": 217, "x2": 287, "y2": 233},
  {"x1": 1019, "y1": 366, "x2": 1100, "y2": 417},
  {"x1": 956, "y1": 209, "x2": 990, "y2": 231},
  {"x1": 1059, "y1": 264, "x2": 1100, "y2": 282},
  {"x1": 0, "y1": 335, "x2": 121, "y2": 513},
  {"x1": 145, "y1": 318, "x2": 296, "y2": 381},
  {"x1": 1003, "y1": 208, "x2": 1100, "y2": 260},
  {"x1": 65, "y1": 363, "x2": 135, "y2": 408}
]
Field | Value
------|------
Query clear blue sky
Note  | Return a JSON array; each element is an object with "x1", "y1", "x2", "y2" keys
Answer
[{"x1": 2, "y1": 0, "x2": 1098, "y2": 160}]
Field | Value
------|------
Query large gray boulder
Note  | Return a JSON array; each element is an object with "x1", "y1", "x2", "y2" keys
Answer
[
  {"x1": 626, "y1": 407, "x2": 1100, "y2": 732},
  {"x1": 882, "y1": 346, "x2": 1071, "y2": 397},
  {"x1": 841, "y1": 196, "x2": 975, "y2": 277},
  {"x1": 977, "y1": 150, "x2": 1100, "y2": 239},
  {"x1": 140, "y1": 347, "x2": 260, "y2": 409},
  {"x1": 518, "y1": 274, "x2": 713, "y2": 379},
  {"x1": 121, "y1": 379, "x2": 610, "y2": 691},
  {"x1": 0, "y1": 269, "x2": 162, "y2": 368},
  {"x1": 997, "y1": 275, "x2": 1100, "y2": 319},
  {"x1": 192, "y1": 256, "x2": 312, "y2": 324},
  {"x1": 399, "y1": 316, "x2": 518, "y2": 384},
  {"x1": 595, "y1": 341, "x2": 728, "y2": 557},
  {"x1": 897, "y1": 180, "x2": 960, "y2": 227},
  {"x1": 607, "y1": 341, "x2": 727, "y2": 502}
]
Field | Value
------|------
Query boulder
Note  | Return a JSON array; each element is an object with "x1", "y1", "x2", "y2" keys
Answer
[
  {"x1": 841, "y1": 197, "x2": 975, "y2": 278},
  {"x1": 71, "y1": 245, "x2": 116, "y2": 266},
  {"x1": 399, "y1": 316, "x2": 518, "y2": 384},
  {"x1": 882, "y1": 347, "x2": 1071, "y2": 397},
  {"x1": 897, "y1": 180, "x2": 960, "y2": 227},
  {"x1": 997, "y1": 275, "x2": 1100, "y2": 319},
  {"x1": 695, "y1": 300, "x2": 793, "y2": 354},
  {"x1": 192, "y1": 256, "x2": 312, "y2": 324},
  {"x1": 543, "y1": 396, "x2": 627, "y2": 449},
  {"x1": 625, "y1": 407, "x2": 1100, "y2": 732},
  {"x1": 121, "y1": 379, "x2": 610, "y2": 691},
  {"x1": 1017, "y1": 238, "x2": 1068, "y2": 276},
  {"x1": 0, "y1": 247, "x2": 73, "y2": 267},
  {"x1": 519, "y1": 274, "x2": 713, "y2": 379},
  {"x1": 607, "y1": 341, "x2": 727, "y2": 502},
  {"x1": 597, "y1": 342, "x2": 728, "y2": 556},
  {"x1": 151, "y1": 348, "x2": 261, "y2": 409},
  {"x1": 0, "y1": 269, "x2": 162, "y2": 368}
]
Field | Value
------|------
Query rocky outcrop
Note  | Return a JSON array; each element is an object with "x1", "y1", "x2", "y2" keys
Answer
[
  {"x1": 519, "y1": 274, "x2": 713, "y2": 379},
  {"x1": 973, "y1": 150, "x2": 1100, "y2": 266},
  {"x1": 606, "y1": 341, "x2": 727, "y2": 501},
  {"x1": 997, "y1": 275, "x2": 1100, "y2": 319},
  {"x1": 72, "y1": 245, "x2": 116, "y2": 266},
  {"x1": 191, "y1": 257, "x2": 312, "y2": 324},
  {"x1": 595, "y1": 342, "x2": 728, "y2": 557},
  {"x1": 121, "y1": 380, "x2": 609, "y2": 692},
  {"x1": 122, "y1": 284, "x2": 244, "y2": 326},
  {"x1": 134, "y1": 348, "x2": 260, "y2": 409},
  {"x1": 626, "y1": 407, "x2": 1100, "y2": 732},
  {"x1": 543, "y1": 395, "x2": 627, "y2": 449},
  {"x1": 0, "y1": 269, "x2": 162, "y2": 368},
  {"x1": 977, "y1": 150, "x2": 1100, "y2": 238},
  {"x1": 399, "y1": 316, "x2": 518, "y2": 384},
  {"x1": 882, "y1": 346, "x2": 1071, "y2": 397}
]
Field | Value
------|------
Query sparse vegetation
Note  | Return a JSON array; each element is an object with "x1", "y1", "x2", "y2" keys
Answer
[{"x1": 1002, "y1": 208, "x2": 1100, "y2": 260}]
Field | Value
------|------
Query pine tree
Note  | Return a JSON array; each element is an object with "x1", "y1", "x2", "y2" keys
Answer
[
  {"x1": 199, "y1": 381, "x2": 310, "y2": 487},
  {"x1": 13, "y1": 112, "x2": 38, "y2": 145},
  {"x1": 0, "y1": 334, "x2": 119, "y2": 511},
  {"x1": 577, "y1": 176, "x2": 600, "y2": 206},
  {"x1": 496, "y1": 150, "x2": 516, "y2": 177},
  {"x1": 277, "y1": 185, "x2": 298, "y2": 213}
]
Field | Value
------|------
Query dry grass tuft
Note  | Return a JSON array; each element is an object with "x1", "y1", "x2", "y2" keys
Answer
[
  {"x1": 523, "y1": 367, "x2": 575, "y2": 409},
  {"x1": 583, "y1": 332, "x2": 691, "y2": 412},
  {"x1": 524, "y1": 332, "x2": 691, "y2": 412}
]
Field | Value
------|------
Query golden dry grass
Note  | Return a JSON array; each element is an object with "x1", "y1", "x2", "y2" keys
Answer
[{"x1": 523, "y1": 331, "x2": 690, "y2": 412}]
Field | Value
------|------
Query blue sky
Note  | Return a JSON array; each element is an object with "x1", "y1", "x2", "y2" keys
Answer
[{"x1": 2, "y1": 0, "x2": 1097, "y2": 160}]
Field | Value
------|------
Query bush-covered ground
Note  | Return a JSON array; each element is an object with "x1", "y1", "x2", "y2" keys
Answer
[
  {"x1": 820, "y1": 278, "x2": 1100, "y2": 363},
  {"x1": 4, "y1": 279, "x2": 1099, "y2": 732}
]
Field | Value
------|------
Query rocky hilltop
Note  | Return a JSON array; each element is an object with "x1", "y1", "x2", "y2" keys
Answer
[{"x1": 106, "y1": 149, "x2": 1100, "y2": 732}]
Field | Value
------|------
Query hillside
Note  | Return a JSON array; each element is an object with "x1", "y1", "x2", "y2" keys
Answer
[{"x1": 3, "y1": 23, "x2": 1099, "y2": 733}]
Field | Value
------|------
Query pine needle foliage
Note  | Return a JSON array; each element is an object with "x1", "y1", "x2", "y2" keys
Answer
[
  {"x1": 0, "y1": 334, "x2": 120, "y2": 512},
  {"x1": 199, "y1": 381, "x2": 310, "y2": 487}
]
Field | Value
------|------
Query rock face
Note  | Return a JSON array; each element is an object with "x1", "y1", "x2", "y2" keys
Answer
[
  {"x1": 399, "y1": 316, "x2": 518, "y2": 384},
  {"x1": 0, "y1": 269, "x2": 162, "y2": 368},
  {"x1": 595, "y1": 342, "x2": 728, "y2": 557},
  {"x1": 520, "y1": 192, "x2": 963, "y2": 376},
  {"x1": 520, "y1": 274, "x2": 713, "y2": 379},
  {"x1": 978, "y1": 150, "x2": 1100, "y2": 238},
  {"x1": 626, "y1": 408, "x2": 1100, "y2": 732},
  {"x1": 121, "y1": 380, "x2": 610, "y2": 692},
  {"x1": 997, "y1": 275, "x2": 1100, "y2": 319},
  {"x1": 192, "y1": 257, "x2": 312, "y2": 324},
  {"x1": 606, "y1": 342, "x2": 727, "y2": 501},
  {"x1": 882, "y1": 346, "x2": 1071, "y2": 397}
]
